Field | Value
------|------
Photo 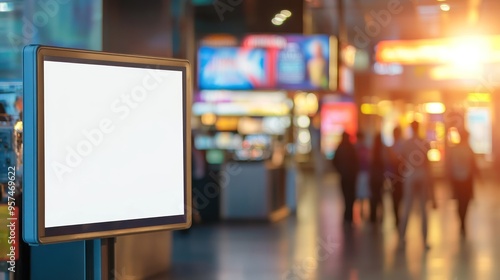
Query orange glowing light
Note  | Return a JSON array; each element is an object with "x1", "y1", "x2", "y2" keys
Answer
[
  {"x1": 215, "y1": 117, "x2": 239, "y2": 131},
  {"x1": 467, "y1": 92, "x2": 491, "y2": 103},
  {"x1": 427, "y1": 148, "x2": 442, "y2": 162},
  {"x1": 375, "y1": 35, "x2": 500, "y2": 65},
  {"x1": 448, "y1": 127, "x2": 461, "y2": 144},
  {"x1": 429, "y1": 64, "x2": 483, "y2": 80},
  {"x1": 424, "y1": 102, "x2": 445, "y2": 114}
]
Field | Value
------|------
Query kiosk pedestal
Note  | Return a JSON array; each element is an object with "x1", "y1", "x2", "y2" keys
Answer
[
  {"x1": 221, "y1": 161, "x2": 290, "y2": 221},
  {"x1": 114, "y1": 231, "x2": 172, "y2": 279}
]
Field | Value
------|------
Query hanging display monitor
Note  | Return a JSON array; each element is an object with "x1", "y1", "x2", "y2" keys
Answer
[
  {"x1": 23, "y1": 45, "x2": 192, "y2": 245},
  {"x1": 198, "y1": 47, "x2": 269, "y2": 90},
  {"x1": 198, "y1": 34, "x2": 334, "y2": 91}
]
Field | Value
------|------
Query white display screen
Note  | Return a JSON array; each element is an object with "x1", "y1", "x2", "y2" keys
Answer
[{"x1": 43, "y1": 59, "x2": 185, "y2": 229}]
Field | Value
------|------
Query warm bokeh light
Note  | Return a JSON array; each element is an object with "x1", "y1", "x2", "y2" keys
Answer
[
  {"x1": 342, "y1": 45, "x2": 356, "y2": 67},
  {"x1": 361, "y1": 103, "x2": 377, "y2": 115},
  {"x1": 306, "y1": 93, "x2": 319, "y2": 114},
  {"x1": 237, "y1": 117, "x2": 262, "y2": 135},
  {"x1": 448, "y1": 127, "x2": 461, "y2": 144},
  {"x1": 201, "y1": 113, "x2": 217, "y2": 126},
  {"x1": 440, "y1": 4, "x2": 450, "y2": 11},
  {"x1": 414, "y1": 112, "x2": 424, "y2": 123},
  {"x1": 429, "y1": 64, "x2": 483, "y2": 80},
  {"x1": 376, "y1": 35, "x2": 500, "y2": 65},
  {"x1": 449, "y1": 38, "x2": 488, "y2": 71},
  {"x1": 427, "y1": 148, "x2": 442, "y2": 162},
  {"x1": 377, "y1": 100, "x2": 392, "y2": 116},
  {"x1": 405, "y1": 111, "x2": 414, "y2": 123},
  {"x1": 468, "y1": 92, "x2": 491, "y2": 103},
  {"x1": 424, "y1": 102, "x2": 446, "y2": 114},
  {"x1": 294, "y1": 92, "x2": 319, "y2": 115},
  {"x1": 215, "y1": 117, "x2": 239, "y2": 131}
]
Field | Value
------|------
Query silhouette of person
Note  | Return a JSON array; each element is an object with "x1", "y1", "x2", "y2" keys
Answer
[
  {"x1": 355, "y1": 132, "x2": 371, "y2": 220},
  {"x1": 387, "y1": 126, "x2": 404, "y2": 226},
  {"x1": 369, "y1": 132, "x2": 386, "y2": 223},
  {"x1": 333, "y1": 132, "x2": 359, "y2": 224},
  {"x1": 398, "y1": 121, "x2": 432, "y2": 249},
  {"x1": 447, "y1": 129, "x2": 479, "y2": 235}
]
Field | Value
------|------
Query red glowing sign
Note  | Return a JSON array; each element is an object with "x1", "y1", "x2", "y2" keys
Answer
[{"x1": 321, "y1": 102, "x2": 357, "y2": 158}]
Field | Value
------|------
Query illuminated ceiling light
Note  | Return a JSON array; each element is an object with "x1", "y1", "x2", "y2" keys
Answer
[
  {"x1": 273, "y1": 17, "x2": 285, "y2": 23},
  {"x1": 280, "y1": 10, "x2": 292, "y2": 17},
  {"x1": 440, "y1": 4, "x2": 450, "y2": 11},
  {"x1": 272, "y1": 18, "x2": 283, "y2": 25},
  {"x1": 275, "y1": 14, "x2": 287, "y2": 21},
  {"x1": 424, "y1": 102, "x2": 446, "y2": 114}
]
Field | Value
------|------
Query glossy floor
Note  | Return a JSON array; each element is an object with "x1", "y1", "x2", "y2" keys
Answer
[{"x1": 152, "y1": 170, "x2": 500, "y2": 280}]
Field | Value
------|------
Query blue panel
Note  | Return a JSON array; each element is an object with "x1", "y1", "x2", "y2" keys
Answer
[
  {"x1": 86, "y1": 239, "x2": 102, "y2": 280},
  {"x1": 22, "y1": 44, "x2": 40, "y2": 245},
  {"x1": 30, "y1": 241, "x2": 86, "y2": 280}
]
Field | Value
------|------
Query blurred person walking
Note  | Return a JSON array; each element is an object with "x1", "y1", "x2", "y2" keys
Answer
[
  {"x1": 387, "y1": 127, "x2": 404, "y2": 227},
  {"x1": 447, "y1": 129, "x2": 480, "y2": 236},
  {"x1": 398, "y1": 121, "x2": 433, "y2": 249},
  {"x1": 333, "y1": 132, "x2": 359, "y2": 224},
  {"x1": 355, "y1": 132, "x2": 371, "y2": 220},
  {"x1": 369, "y1": 132, "x2": 386, "y2": 223}
]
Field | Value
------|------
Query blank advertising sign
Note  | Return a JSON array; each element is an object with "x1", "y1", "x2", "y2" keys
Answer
[{"x1": 23, "y1": 45, "x2": 191, "y2": 245}]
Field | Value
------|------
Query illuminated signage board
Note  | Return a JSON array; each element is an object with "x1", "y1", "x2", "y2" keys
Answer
[
  {"x1": 198, "y1": 34, "x2": 334, "y2": 90},
  {"x1": 198, "y1": 47, "x2": 270, "y2": 90},
  {"x1": 376, "y1": 35, "x2": 500, "y2": 65},
  {"x1": 320, "y1": 102, "x2": 357, "y2": 159}
]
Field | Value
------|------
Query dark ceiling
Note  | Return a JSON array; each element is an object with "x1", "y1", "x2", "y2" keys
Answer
[
  {"x1": 310, "y1": 0, "x2": 500, "y2": 49},
  {"x1": 194, "y1": 0, "x2": 500, "y2": 49}
]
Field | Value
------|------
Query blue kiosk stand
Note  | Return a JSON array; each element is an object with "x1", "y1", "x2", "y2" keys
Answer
[
  {"x1": 22, "y1": 45, "x2": 192, "y2": 279},
  {"x1": 30, "y1": 240, "x2": 104, "y2": 280}
]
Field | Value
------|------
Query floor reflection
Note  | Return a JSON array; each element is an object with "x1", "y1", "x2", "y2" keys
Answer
[{"x1": 155, "y1": 168, "x2": 500, "y2": 280}]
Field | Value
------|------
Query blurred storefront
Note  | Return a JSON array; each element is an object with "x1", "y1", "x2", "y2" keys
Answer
[
  {"x1": 369, "y1": 35, "x2": 500, "y2": 174},
  {"x1": 192, "y1": 33, "x2": 341, "y2": 220}
]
